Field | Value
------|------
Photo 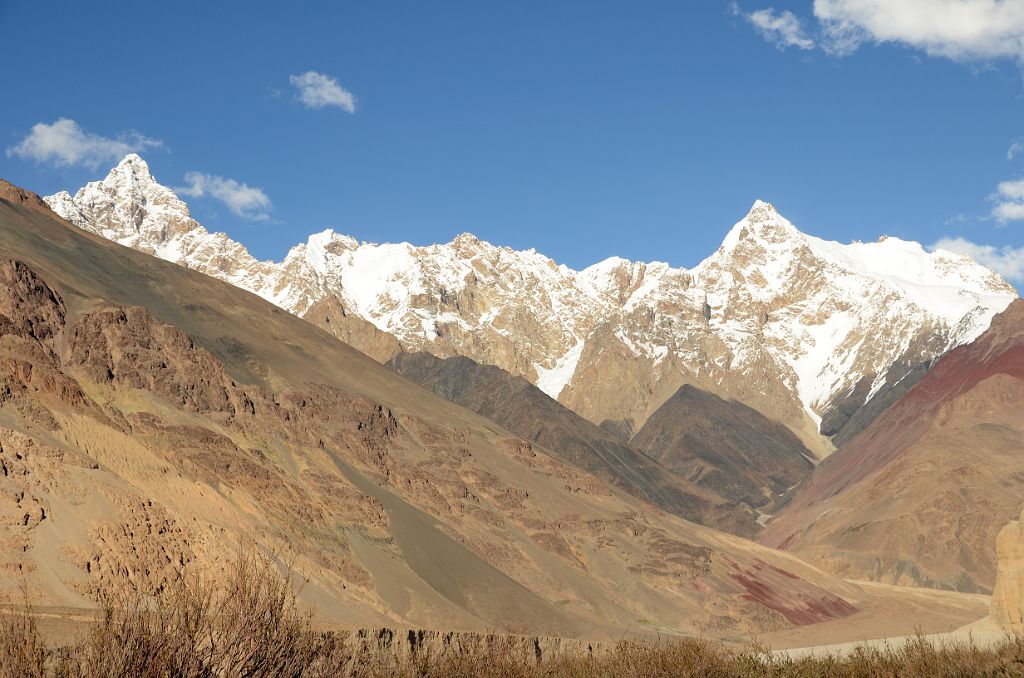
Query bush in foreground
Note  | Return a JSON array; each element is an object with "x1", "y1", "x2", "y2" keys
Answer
[{"x1": 2, "y1": 556, "x2": 1023, "y2": 677}]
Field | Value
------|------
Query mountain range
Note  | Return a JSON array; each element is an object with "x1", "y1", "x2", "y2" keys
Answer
[
  {"x1": 45, "y1": 155, "x2": 1017, "y2": 461},
  {"x1": 762, "y1": 297, "x2": 1024, "y2": 593},
  {"x1": 1, "y1": 157, "x2": 1020, "y2": 644},
  {"x1": 0, "y1": 178, "x2": 872, "y2": 638}
]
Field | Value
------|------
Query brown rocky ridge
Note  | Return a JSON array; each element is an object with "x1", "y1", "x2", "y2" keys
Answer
[
  {"x1": 631, "y1": 384, "x2": 815, "y2": 515},
  {"x1": 762, "y1": 300, "x2": 1024, "y2": 593}
]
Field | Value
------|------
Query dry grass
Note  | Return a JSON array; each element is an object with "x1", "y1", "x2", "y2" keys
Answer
[{"x1": 1, "y1": 557, "x2": 1022, "y2": 677}]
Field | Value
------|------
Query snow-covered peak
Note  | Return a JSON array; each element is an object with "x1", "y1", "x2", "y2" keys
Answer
[
  {"x1": 88, "y1": 152, "x2": 181, "y2": 212},
  {"x1": 46, "y1": 153, "x2": 194, "y2": 250},
  {"x1": 451, "y1": 232, "x2": 482, "y2": 248},
  {"x1": 695, "y1": 200, "x2": 1014, "y2": 315},
  {"x1": 697, "y1": 200, "x2": 801, "y2": 270},
  {"x1": 802, "y1": 233, "x2": 1015, "y2": 331},
  {"x1": 43, "y1": 156, "x2": 1019, "y2": 444},
  {"x1": 113, "y1": 152, "x2": 153, "y2": 175}
]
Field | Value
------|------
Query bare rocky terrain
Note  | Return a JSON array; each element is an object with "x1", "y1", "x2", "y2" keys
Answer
[
  {"x1": 631, "y1": 385, "x2": 815, "y2": 514},
  {"x1": 387, "y1": 352, "x2": 764, "y2": 535},
  {"x1": 993, "y1": 509, "x2": 1024, "y2": 632},
  {"x1": 762, "y1": 300, "x2": 1024, "y2": 593},
  {"x1": 0, "y1": 178, "x2": 888, "y2": 640},
  {"x1": 3, "y1": 169, "x2": 1022, "y2": 657}
]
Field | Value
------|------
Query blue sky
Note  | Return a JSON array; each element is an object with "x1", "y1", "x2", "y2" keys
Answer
[{"x1": 1, "y1": 1, "x2": 1023, "y2": 281}]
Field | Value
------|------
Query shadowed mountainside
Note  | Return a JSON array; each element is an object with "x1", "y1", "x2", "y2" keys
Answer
[
  {"x1": 631, "y1": 385, "x2": 815, "y2": 513},
  {"x1": 387, "y1": 352, "x2": 757, "y2": 536}
]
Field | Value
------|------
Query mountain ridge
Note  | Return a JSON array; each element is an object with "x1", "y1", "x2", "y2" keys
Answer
[
  {"x1": 45, "y1": 155, "x2": 1017, "y2": 455},
  {"x1": 0, "y1": 176, "x2": 875, "y2": 637},
  {"x1": 386, "y1": 351, "x2": 762, "y2": 536},
  {"x1": 761, "y1": 299, "x2": 1024, "y2": 592}
]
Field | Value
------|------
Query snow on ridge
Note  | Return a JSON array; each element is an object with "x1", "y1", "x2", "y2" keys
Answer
[
  {"x1": 42, "y1": 155, "x2": 1020, "y2": 430},
  {"x1": 535, "y1": 339, "x2": 585, "y2": 398}
]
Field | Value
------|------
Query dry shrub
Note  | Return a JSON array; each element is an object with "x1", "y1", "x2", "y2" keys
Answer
[
  {"x1": 0, "y1": 607, "x2": 47, "y2": 678},
  {"x1": 53, "y1": 553, "x2": 333, "y2": 678},
  {"x1": 1, "y1": 558, "x2": 1024, "y2": 677},
  {"x1": 378, "y1": 634, "x2": 1024, "y2": 678}
]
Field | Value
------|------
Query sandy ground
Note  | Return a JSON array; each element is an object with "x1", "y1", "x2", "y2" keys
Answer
[
  {"x1": 772, "y1": 617, "x2": 1011, "y2": 659},
  {"x1": 740, "y1": 581, "x2": 1000, "y2": 656}
]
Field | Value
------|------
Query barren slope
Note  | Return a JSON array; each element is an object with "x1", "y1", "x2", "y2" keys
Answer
[
  {"x1": 387, "y1": 352, "x2": 757, "y2": 536},
  {"x1": 0, "y1": 179, "x2": 869, "y2": 639},
  {"x1": 762, "y1": 300, "x2": 1024, "y2": 593},
  {"x1": 631, "y1": 385, "x2": 815, "y2": 513}
]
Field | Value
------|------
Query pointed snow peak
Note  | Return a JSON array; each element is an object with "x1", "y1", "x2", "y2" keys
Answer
[
  {"x1": 451, "y1": 232, "x2": 501, "y2": 259},
  {"x1": 110, "y1": 153, "x2": 154, "y2": 180},
  {"x1": 718, "y1": 200, "x2": 783, "y2": 251},
  {"x1": 747, "y1": 199, "x2": 776, "y2": 219},
  {"x1": 583, "y1": 256, "x2": 631, "y2": 275},
  {"x1": 92, "y1": 154, "x2": 169, "y2": 203},
  {"x1": 691, "y1": 200, "x2": 805, "y2": 275},
  {"x1": 452, "y1": 232, "x2": 478, "y2": 242},
  {"x1": 739, "y1": 199, "x2": 803, "y2": 243},
  {"x1": 307, "y1": 227, "x2": 338, "y2": 244},
  {"x1": 118, "y1": 152, "x2": 148, "y2": 168}
]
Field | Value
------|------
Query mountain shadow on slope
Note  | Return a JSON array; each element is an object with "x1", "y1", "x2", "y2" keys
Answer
[
  {"x1": 819, "y1": 358, "x2": 932, "y2": 449},
  {"x1": 387, "y1": 352, "x2": 759, "y2": 536},
  {"x1": 631, "y1": 385, "x2": 816, "y2": 512}
]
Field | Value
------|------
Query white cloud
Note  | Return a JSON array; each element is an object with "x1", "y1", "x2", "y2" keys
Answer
[
  {"x1": 813, "y1": 0, "x2": 1024, "y2": 61},
  {"x1": 992, "y1": 178, "x2": 1024, "y2": 222},
  {"x1": 994, "y1": 200, "x2": 1024, "y2": 222},
  {"x1": 998, "y1": 178, "x2": 1024, "y2": 200},
  {"x1": 178, "y1": 172, "x2": 272, "y2": 221},
  {"x1": 735, "y1": 2, "x2": 1024, "y2": 62},
  {"x1": 933, "y1": 236, "x2": 1024, "y2": 281},
  {"x1": 6, "y1": 118, "x2": 162, "y2": 169},
  {"x1": 289, "y1": 71, "x2": 357, "y2": 112},
  {"x1": 732, "y1": 3, "x2": 816, "y2": 50}
]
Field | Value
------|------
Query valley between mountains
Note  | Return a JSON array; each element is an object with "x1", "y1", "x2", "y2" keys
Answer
[{"x1": 2, "y1": 155, "x2": 1023, "y2": 648}]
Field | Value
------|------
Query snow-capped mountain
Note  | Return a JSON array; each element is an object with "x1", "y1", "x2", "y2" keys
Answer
[{"x1": 46, "y1": 155, "x2": 1017, "y2": 454}]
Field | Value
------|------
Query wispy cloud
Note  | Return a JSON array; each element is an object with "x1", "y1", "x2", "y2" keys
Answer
[
  {"x1": 178, "y1": 172, "x2": 272, "y2": 221},
  {"x1": 731, "y1": 3, "x2": 815, "y2": 51},
  {"x1": 289, "y1": 71, "x2": 357, "y2": 112},
  {"x1": 6, "y1": 118, "x2": 162, "y2": 169},
  {"x1": 933, "y1": 236, "x2": 1024, "y2": 282},
  {"x1": 1008, "y1": 138, "x2": 1024, "y2": 161}
]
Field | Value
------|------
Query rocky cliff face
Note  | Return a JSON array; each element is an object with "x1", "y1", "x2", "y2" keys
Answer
[
  {"x1": 992, "y1": 510, "x2": 1024, "y2": 632},
  {"x1": 46, "y1": 156, "x2": 1017, "y2": 454}
]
